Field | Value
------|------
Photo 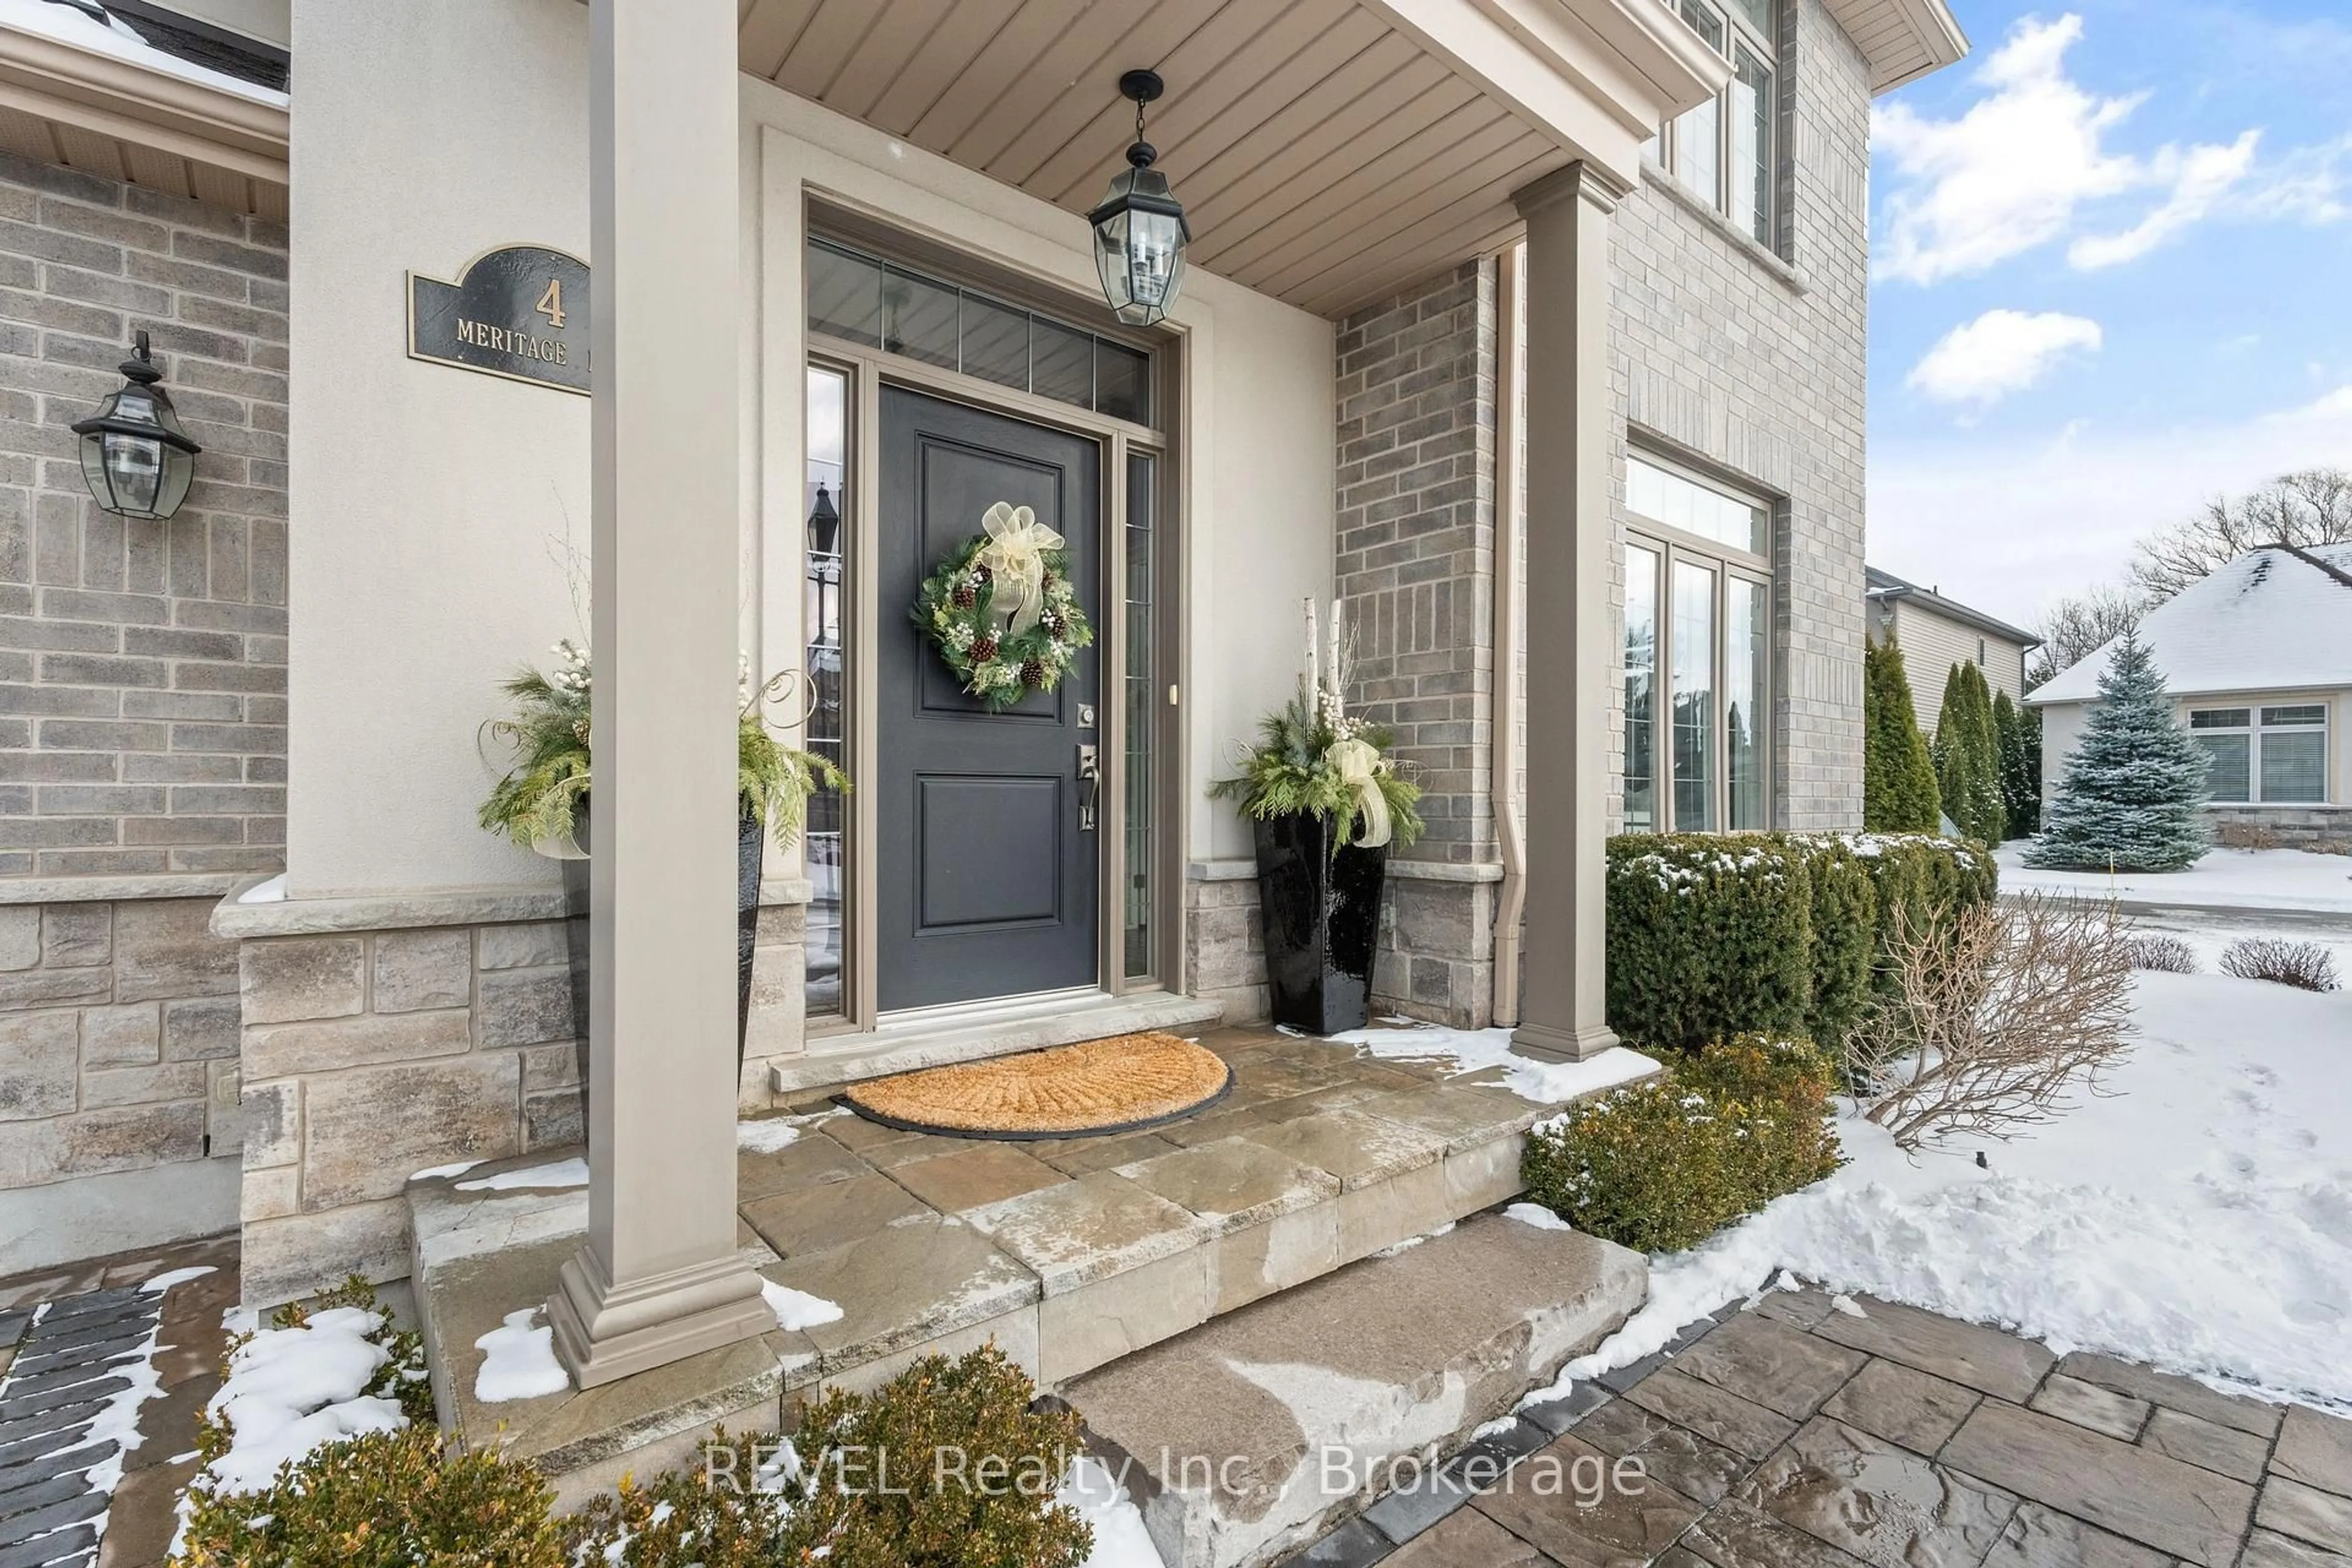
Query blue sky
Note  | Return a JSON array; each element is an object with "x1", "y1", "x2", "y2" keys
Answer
[{"x1": 1866, "y1": 0, "x2": 2352, "y2": 627}]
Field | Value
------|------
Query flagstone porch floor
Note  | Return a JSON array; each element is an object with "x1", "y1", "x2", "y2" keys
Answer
[{"x1": 407, "y1": 1023, "x2": 1660, "y2": 1501}]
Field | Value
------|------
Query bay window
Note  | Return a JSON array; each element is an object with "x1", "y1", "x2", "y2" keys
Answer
[
  {"x1": 2193, "y1": 704, "x2": 2329, "y2": 804},
  {"x1": 1656, "y1": 0, "x2": 1779, "y2": 247},
  {"x1": 1623, "y1": 455, "x2": 1774, "y2": 833}
]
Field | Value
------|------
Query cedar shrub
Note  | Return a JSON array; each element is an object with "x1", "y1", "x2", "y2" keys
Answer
[{"x1": 1863, "y1": 636, "x2": 1940, "y2": 833}]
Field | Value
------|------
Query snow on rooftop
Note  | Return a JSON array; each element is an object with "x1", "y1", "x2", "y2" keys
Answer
[
  {"x1": 2031, "y1": 543, "x2": 2352, "y2": 706},
  {"x1": 0, "y1": 0, "x2": 287, "y2": 107}
]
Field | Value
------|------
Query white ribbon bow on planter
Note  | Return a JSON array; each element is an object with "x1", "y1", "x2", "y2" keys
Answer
[
  {"x1": 1325, "y1": 736, "x2": 1392, "y2": 849},
  {"x1": 975, "y1": 502, "x2": 1063, "y2": 639}
]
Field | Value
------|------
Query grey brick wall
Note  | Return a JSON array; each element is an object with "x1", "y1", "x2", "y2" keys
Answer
[
  {"x1": 0, "y1": 896, "x2": 241, "y2": 1191},
  {"x1": 0, "y1": 151, "x2": 289, "y2": 877},
  {"x1": 1607, "y1": 0, "x2": 1872, "y2": 831},
  {"x1": 1333, "y1": 259, "x2": 1499, "y2": 868}
]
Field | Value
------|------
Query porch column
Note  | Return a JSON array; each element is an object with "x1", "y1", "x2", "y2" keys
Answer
[
  {"x1": 549, "y1": 0, "x2": 772, "y2": 1386},
  {"x1": 1509, "y1": 163, "x2": 1626, "y2": 1063}
]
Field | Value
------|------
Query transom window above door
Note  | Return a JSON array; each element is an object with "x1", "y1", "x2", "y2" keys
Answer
[
  {"x1": 1622, "y1": 454, "x2": 1774, "y2": 835},
  {"x1": 807, "y1": 238, "x2": 1154, "y2": 426}
]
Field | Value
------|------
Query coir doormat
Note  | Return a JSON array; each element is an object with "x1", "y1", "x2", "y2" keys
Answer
[{"x1": 838, "y1": 1031, "x2": 1231, "y2": 1139}]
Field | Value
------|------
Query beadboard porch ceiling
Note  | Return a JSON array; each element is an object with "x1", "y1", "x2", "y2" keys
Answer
[{"x1": 736, "y1": 0, "x2": 1723, "y2": 319}]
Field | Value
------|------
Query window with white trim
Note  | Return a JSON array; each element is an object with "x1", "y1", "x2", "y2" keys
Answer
[
  {"x1": 2190, "y1": 704, "x2": 2329, "y2": 804},
  {"x1": 1623, "y1": 456, "x2": 1773, "y2": 832},
  {"x1": 1653, "y1": 0, "x2": 1779, "y2": 247}
]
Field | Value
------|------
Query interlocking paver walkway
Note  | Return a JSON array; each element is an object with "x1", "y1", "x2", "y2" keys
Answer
[
  {"x1": 0, "y1": 1237, "x2": 236, "y2": 1568},
  {"x1": 1283, "y1": 1287, "x2": 2352, "y2": 1568}
]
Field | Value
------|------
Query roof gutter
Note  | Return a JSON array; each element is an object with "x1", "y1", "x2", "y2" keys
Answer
[{"x1": 0, "y1": 17, "x2": 286, "y2": 205}]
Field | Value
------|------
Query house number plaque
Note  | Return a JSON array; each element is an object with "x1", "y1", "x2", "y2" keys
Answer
[{"x1": 407, "y1": 244, "x2": 590, "y2": 394}]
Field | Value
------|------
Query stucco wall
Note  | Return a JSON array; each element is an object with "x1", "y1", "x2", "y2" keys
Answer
[{"x1": 285, "y1": 0, "x2": 589, "y2": 900}]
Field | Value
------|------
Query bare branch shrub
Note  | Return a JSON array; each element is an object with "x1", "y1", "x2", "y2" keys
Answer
[
  {"x1": 1852, "y1": 893, "x2": 2135, "y2": 1150},
  {"x1": 2125, "y1": 934, "x2": 2198, "y2": 974},
  {"x1": 2220, "y1": 938, "x2": 2342, "y2": 993}
]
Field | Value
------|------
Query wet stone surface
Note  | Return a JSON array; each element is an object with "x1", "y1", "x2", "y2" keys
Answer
[{"x1": 1280, "y1": 1287, "x2": 2352, "y2": 1568}]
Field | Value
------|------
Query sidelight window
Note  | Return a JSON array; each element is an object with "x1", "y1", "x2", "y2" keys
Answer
[
  {"x1": 803, "y1": 366, "x2": 850, "y2": 1017},
  {"x1": 1623, "y1": 456, "x2": 1774, "y2": 833}
]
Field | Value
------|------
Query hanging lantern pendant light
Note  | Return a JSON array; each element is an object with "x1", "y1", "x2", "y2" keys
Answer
[
  {"x1": 1088, "y1": 69, "x2": 1191, "y2": 329},
  {"x1": 70, "y1": 330, "x2": 200, "y2": 521}
]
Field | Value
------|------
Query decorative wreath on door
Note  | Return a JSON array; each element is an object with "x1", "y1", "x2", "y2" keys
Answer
[{"x1": 912, "y1": 502, "x2": 1094, "y2": 712}]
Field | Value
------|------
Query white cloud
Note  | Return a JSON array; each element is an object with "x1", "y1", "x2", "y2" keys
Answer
[
  {"x1": 2068, "y1": 130, "x2": 2262, "y2": 269},
  {"x1": 1873, "y1": 14, "x2": 2260, "y2": 284},
  {"x1": 1869, "y1": 392, "x2": 2352, "y2": 627},
  {"x1": 1907, "y1": 309, "x2": 2103, "y2": 407}
]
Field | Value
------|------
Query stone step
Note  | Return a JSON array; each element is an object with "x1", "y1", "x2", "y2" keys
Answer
[
  {"x1": 1060, "y1": 1210, "x2": 1646, "y2": 1568},
  {"x1": 768, "y1": 991, "x2": 1225, "y2": 1092}
]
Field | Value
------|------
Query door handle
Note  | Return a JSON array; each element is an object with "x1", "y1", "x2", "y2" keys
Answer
[{"x1": 1077, "y1": 743, "x2": 1100, "y2": 832}]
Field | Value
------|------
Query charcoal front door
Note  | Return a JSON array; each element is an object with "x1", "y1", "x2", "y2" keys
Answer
[{"x1": 879, "y1": 387, "x2": 1101, "y2": 1011}]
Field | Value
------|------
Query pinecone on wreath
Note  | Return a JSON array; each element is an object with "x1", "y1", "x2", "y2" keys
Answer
[
  {"x1": 1042, "y1": 611, "x2": 1065, "y2": 638},
  {"x1": 951, "y1": 582, "x2": 978, "y2": 609},
  {"x1": 1019, "y1": 657, "x2": 1047, "y2": 688},
  {"x1": 971, "y1": 635, "x2": 1000, "y2": 663}
]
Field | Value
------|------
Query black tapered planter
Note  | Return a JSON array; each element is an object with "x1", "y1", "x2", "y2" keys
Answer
[
  {"x1": 738, "y1": 813, "x2": 763, "y2": 1067},
  {"x1": 1252, "y1": 811, "x2": 1389, "y2": 1036}
]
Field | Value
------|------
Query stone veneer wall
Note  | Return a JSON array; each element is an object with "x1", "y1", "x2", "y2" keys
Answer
[
  {"x1": 0, "y1": 894, "x2": 239, "y2": 1192},
  {"x1": 2209, "y1": 805, "x2": 2352, "y2": 855},
  {"x1": 227, "y1": 888, "x2": 813, "y2": 1305},
  {"x1": 1183, "y1": 869, "x2": 1267, "y2": 1024},
  {"x1": 232, "y1": 905, "x2": 589, "y2": 1305}
]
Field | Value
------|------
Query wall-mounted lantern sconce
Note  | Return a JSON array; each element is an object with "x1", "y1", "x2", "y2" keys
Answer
[
  {"x1": 1088, "y1": 70, "x2": 1191, "y2": 328},
  {"x1": 72, "y1": 330, "x2": 200, "y2": 521}
]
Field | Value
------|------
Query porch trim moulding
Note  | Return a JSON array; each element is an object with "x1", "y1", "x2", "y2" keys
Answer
[
  {"x1": 209, "y1": 877, "x2": 586, "y2": 940},
  {"x1": 0, "y1": 871, "x2": 249, "y2": 905},
  {"x1": 1822, "y1": 0, "x2": 1970, "y2": 95},
  {"x1": 0, "y1": 18, "x2": 288, "y2": 179},
  {"x1": 1361, "y1": 0, "x2": 1730, "y2": 189}
]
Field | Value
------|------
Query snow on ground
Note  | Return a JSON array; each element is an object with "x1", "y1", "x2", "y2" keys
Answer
[
  {"x1": 738, "y1": 1118, "x2": 802, "y2": 1153},
  {"x1": 197, "y1": 1306, "x2": 409, "y2": 1494},
  {"x1": 1999, "y1": 843, "x2": 2352, "y2": 914},
  {"x1": 1528, "y1": 966, "x2": 2352, "y2": 1414},
  {"x1": 139, "y1": 1265, "x2": 216, "y2": 1293},
  {"x1": 1058, "y1": 1455, "x2": 1165, "y2": 1568},
  {"x1": 1334, "y1": 1021, "x2": 1659, "y2": 1104},
  {"x1": 761, "y1": 1279, "x2": 843, "y2": 1332},
  {"x1": 473, "y1": 1307, "x2": 570, "y2": 1403},
  {"x1": 454, "y1": 1156, "x2": 590, "y2": 1191}
]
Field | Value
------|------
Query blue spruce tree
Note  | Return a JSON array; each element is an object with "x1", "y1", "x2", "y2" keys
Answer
[{"x1": 2025, "y1": 630, "x2": 2211, "y2": 872}]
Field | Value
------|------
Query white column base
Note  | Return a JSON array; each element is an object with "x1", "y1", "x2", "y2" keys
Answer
[
  {"x1": 1509, "y1": 1021, "x2": 1621, "y2": 1064},
  {"x1": 549, "y1": 1242, "x2": 773, "y2": 1389}
]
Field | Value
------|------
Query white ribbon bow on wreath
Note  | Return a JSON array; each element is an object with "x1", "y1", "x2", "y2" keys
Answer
[
  {"x1": 975, "y1": 502, "x2": 1065, "y2": 639},
  {"x1": 1324, "y1": 736, "x2": 1393, "y2": 849}
]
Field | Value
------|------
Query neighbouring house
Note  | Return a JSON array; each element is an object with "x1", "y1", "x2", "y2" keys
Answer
[
  {"x1": 0, "y1": 0, "x2": 1966, "y2": 1477},
  {"x1": 2030, "y1": 544, "x2": 2352, "y2": 853},
  {"x1": 1865, "y1": 565, "x2": 2038, "y2": 729}
]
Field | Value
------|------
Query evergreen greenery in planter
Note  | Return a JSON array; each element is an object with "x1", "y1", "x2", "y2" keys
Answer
[
  {"x1": 478, "y1": 639, "x2": 846, "y2": 856},
  {"x1": 2026, "y1": 629, "x2": 2211, "y2": 872},
  {"x1": 1210, "y1": 600, "x2": 1422, "y2": 1033}
]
